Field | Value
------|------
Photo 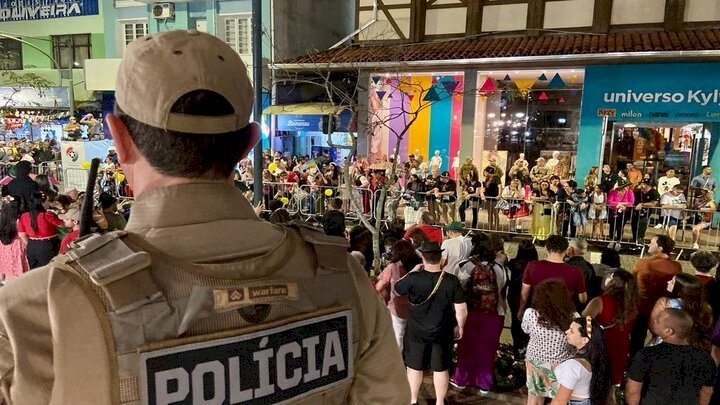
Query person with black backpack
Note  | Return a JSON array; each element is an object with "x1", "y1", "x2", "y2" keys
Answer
[{"x1": 451, "y1": 233, "x2": 509, "y2": 394}]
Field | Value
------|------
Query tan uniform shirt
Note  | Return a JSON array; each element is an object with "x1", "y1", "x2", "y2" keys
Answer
[{"x1": 0, "y1": 182, "x2": 410, "y2": 404}]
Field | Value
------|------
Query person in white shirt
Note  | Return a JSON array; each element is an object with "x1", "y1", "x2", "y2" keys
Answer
[
  {"x1": 656, "y1": 169, "x2": 681, "y2": 229},
  {"x1": 551, "y1": 316, "x2": 610, "y2": 405},
  {"x1": 441, "y1": 221, "x2": 471, "y2": 277},
  {"x1": 660, "y1": 185, "x2": 687, "y2": 240}
]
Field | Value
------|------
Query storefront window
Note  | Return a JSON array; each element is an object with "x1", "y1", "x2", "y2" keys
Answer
[{"x1": 474, "y1": 70, "x2": 584, "y2": 185}]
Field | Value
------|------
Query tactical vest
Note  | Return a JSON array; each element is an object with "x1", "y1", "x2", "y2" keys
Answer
[{"x1": 50, "y1": 222, "x2": 363, "y2": 405}]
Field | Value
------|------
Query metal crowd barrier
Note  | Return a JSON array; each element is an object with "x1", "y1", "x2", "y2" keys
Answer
[
  {"x1": 236, "y1": 179, "x2": 719, "y2": 252},
  {"x1": 298, "y1": 184, "x2": 374, "y2": 220},
  {"x1": 550, "y1": 201, "x2": 719, "y2": 251}
]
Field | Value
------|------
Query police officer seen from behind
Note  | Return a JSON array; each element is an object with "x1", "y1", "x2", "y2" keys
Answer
[{"x1": 0, "y1": 30, "x2": 409, "y2": 404}]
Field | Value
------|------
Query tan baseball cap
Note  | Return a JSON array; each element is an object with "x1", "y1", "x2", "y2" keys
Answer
[
  {"x1": 59, "y1": 208, "x2": 81, "y2": 221},
  {"x1": 116, "y1": 29, "x2": 253, "y2": 134}
]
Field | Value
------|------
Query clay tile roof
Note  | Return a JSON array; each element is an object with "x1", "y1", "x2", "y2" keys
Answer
[{"x1": 279, "y1": 28, "x2": 720, "y2": 66}]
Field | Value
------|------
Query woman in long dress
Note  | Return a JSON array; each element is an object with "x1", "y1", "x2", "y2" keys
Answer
[{"x1": 530, "y1": 180, "x2": 555, "y2": 241}]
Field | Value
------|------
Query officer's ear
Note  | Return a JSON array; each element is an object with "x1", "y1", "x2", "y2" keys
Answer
[
  {"x1": 106, "y1": 114, "x2": 138, "y2": 165},
  {"x1": 240, "y1": 122, "x2": 261, "y2": 159}
]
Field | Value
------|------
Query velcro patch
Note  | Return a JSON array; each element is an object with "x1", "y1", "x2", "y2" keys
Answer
[
  {"x1": 213, "y1": 283, "x2": 299, "y2": 310},
  {"x1": 139, "y1": 309, "x2": 352, "y2": 405}
]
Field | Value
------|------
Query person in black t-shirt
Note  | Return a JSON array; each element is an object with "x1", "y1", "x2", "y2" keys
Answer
[
  {"x1": 631, "y1": 179, "x2": 660, "y2": 245},
  {"x1": 626, "y1": 308, "x2": 716, "y2": 405},
  {"x1": 395, "y1": 241, "x2": 467, "y2": 405},
  {"x1": 434, "y1": 171, "x2": 457, "y2": 225}
]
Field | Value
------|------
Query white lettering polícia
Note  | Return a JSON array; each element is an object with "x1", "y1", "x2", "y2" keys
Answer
[
  {"x1": 302, "y1": 336, "x2": 321, "y2": 382},
  {"x1": 277, "y1": 342, "x2": 303, "y2": 390},
  {"x1": 192, "y1": 361, "x2": 225, "y2": 405},
  {"x1": 253, "y1": 337, "x2": 275, "y2": 398},
  {"x1": 155, "y1": 368, "x2": 190, "y2": 405}
]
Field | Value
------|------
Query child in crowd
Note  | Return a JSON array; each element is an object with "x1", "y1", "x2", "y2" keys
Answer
[
  {"x1": 58, "y1": 208, "x2": 81, "y2": 254},
  {"x1": 0, "y1": 199, "x2": 30, "y2": 282},
  {"x1": 570, "y1": 188, "x2": 589, "y2": 236},
  {"x1": 588, "y1": 185, "x2": 606, "y2": 239}
]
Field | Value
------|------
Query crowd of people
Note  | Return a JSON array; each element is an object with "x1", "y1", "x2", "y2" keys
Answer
[
  {"x1": 370, "y1": 214, "x2": 720, "y2": 405},
  {"x1": 237, "y1": 151, "x2": 718, "y2": 251},
  {"x1": 0, "y1": 148, "x2": 129, "y2": 282}
]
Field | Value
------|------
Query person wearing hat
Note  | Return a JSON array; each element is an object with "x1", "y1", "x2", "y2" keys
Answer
[
  {"x1": 440, "y1": 221, "x2": 471, "y2": 277},
  {"x1": 529, "y1": 157, "x2": 549, "y2": 190},
  {"x1": 394, "y1": 241, "x2": 467, "y2": 405},
  {"x1": 434, "y1": 170, "x2": 457, "y2": 225},
  {"x1": 607, "y1": 177, "x2": 635, "y2": 246},
  {"x1": 99, "y1": 192, "x2": 127, "y2": 231},
  {"x1": 691, "y1": 188, "x2": 716, "y2": 250},
  {"x1": 58, "y1": 208, "x2": 81, "y2": 254},
  {"x1": 631, "y1": 179, "x2": 660, "y2": 245},
  {"x1": 0, "y1": 30, "x2": 409, "y2": 404}
]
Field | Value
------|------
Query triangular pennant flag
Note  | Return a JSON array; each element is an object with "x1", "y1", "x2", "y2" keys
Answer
[
  {"x1": 423, "y1": 87, "x2": 441, "y2": 102},
  {"x1": 407, "y1": 94, "x2": 415, "y2": 101},
  {"x1": 538, "y1": 73, "x2": 548, "y2": 81},
  {"x1": 432, "y1": 77, "x2": 438, "y2": 84},
  {"x1": 371, "y1": 76, "x2": 381, "y2": 85},
  {"x1": 513, "y1": 79, "x2": 536, "y2": 98},
  {"x1": 375, "y1": 90, "x2": 387, "y2": 100},
  {"x1": 548, "y1": 73, "x2": 566, "y2": 89},
  {"x1": 479, "y1": 77, "x2": 497, "y2": 93},
  {"x1": 441, "y1": 80, "x2": 460, "y2": 95},
  {"x1": 538, "y1": 92, "x2": 549, "y2": 100},
  {"x1": 387, "y1": 93, "x2": 393, "y2": 99},
  {"x1": 502, "y1": 74, "x2": 511, "y2": 82},
  {"x1": 558, "y1": 97, "x2": 566, "y2": 104},
  {"x1": 479, "y1": 94, "x2": 487, "y2": 101}
]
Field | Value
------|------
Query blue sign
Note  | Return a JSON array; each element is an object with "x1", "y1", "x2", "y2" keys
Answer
[
  {"x1": 576, "y1": 63, "x2": 720, "y2": 185},
  {"x1": 0, "y1": 0, "x2": 98, "y2": 22},
  {"x1": 275, "y1": 109, "x2": 352, "y2": 132},
  {"x1": 276, "y1": 114, "x2": 324, "y2": 132}
]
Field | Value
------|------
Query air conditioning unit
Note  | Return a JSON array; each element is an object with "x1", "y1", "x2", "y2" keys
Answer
[{"x1": 152, "y1": 2, "x2": 174, "y2": 19}]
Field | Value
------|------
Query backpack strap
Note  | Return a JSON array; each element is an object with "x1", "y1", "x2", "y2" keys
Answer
[
  {"x1": 60, "y1": 231, "x2": 164, "y2": 313},
  {"x1": 284, "y1": 221, "x2": 349, "y2": 273}
]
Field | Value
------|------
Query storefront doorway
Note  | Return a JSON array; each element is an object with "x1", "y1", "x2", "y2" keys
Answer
[{"x1": 601, "y1": 121, "x2": 712, "y2": 188}]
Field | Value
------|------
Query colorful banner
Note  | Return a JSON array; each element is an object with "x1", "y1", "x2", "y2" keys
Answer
[
  {"x1": 0, "y1": 0, "x2": 99, "y2": 21},
  {"x1": 369, "y1": 74, "x2": 464, "y2": 172}
]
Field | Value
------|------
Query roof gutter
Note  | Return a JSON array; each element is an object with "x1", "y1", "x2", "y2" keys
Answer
[
  {"x1": 273, "y1": 50, "x2": 720, "y2": 71},
  {"x1": 330, "y1": 0, "x2": 378, "y2": 49}
]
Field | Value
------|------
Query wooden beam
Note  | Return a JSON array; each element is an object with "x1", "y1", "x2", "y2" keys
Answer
[
  {"x1": 526, "y1": 0, "x2": 545, "y2": 36},
  {"x1": 664, "y1": 0, "x2": 685, "y2": 32},
  {"x1": 592, "y1": 0, "x2": 612, "y2": 33},
  {"x1": 466, "y1": 0, "x2": 484, "y2": 35},
  {"x1": 410, "y1": 0, "x2": 427, "y2": 42},
  {"x1": 378, "y1": 0, "x2": 408, "y2": 40}
]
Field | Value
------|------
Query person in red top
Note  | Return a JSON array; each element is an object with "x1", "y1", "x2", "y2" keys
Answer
[
  {"x1": 630, "y1": 234, "x2": 682, "y2": 357},
  {"x1": 583, "y1": 269, "x2": 638, "y2": 403},
  {"x1": 17, "y1": 191, "x2": 63, "y2": 268},
  {"x1": 58, "y1": 208, "x2": 81, "y2": 254},
  {"x1": 403, "y1": 211, "x2": 443, "y2": 244},
  {"x1": 519, "y1": 235, "x2": 587, "y2": 317}
]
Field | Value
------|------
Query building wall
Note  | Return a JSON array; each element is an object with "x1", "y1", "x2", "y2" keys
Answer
[
  {"x1": 354, "y1": 0, "x2": 720, "y2": 42},
  {"x1": 0, "y1": 6, "x2": 106, "y2": 102},
  {"x1": 272, "y1": 0, "x2": 354, "y2": 61}
]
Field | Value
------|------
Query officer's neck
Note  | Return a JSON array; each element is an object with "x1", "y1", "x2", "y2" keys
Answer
[{"x1": 129, "y1": 158, "x2": 231, "y2": 197}]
